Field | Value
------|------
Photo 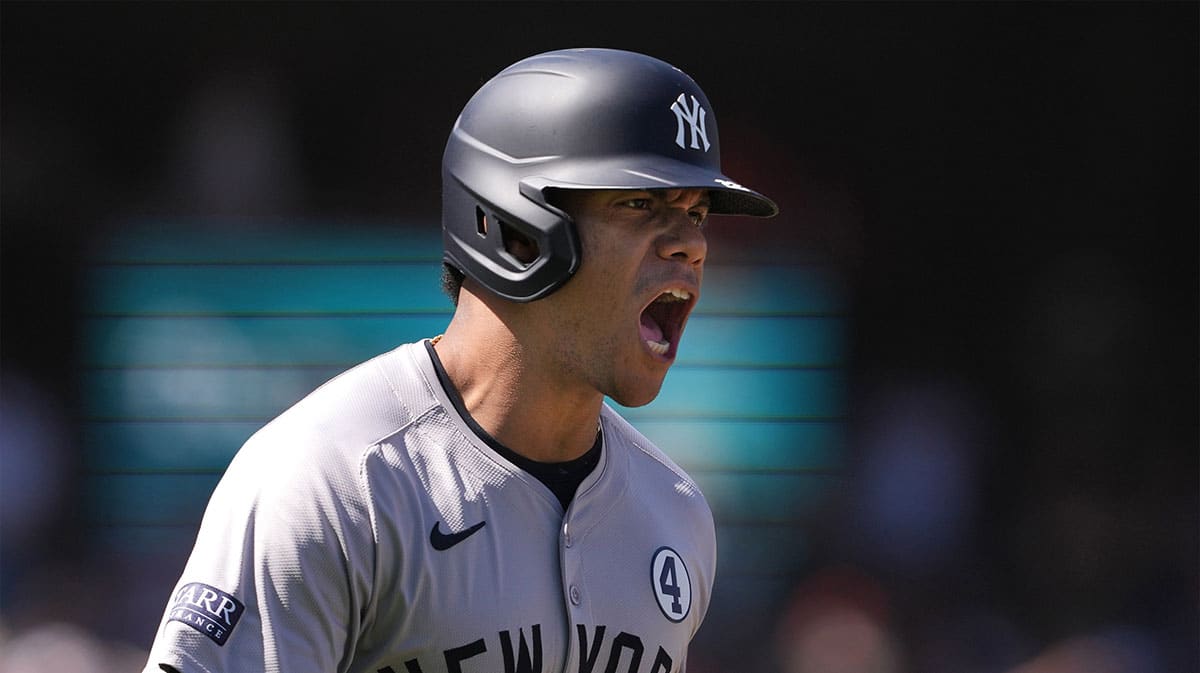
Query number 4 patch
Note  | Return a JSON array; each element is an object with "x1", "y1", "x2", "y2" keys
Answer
[{"x1": 650, "y1": 547, "x2": 692, "y2": 622}]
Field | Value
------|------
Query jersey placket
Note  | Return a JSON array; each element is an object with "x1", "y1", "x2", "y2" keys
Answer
[
  {"x1": 555, "y1": 423, "x2": 617, "y2": 673},
  {"x1": 559, "y1": 514, "x2": 584, "y2": 673}
]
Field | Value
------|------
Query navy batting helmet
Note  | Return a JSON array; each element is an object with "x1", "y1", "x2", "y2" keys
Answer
[{"x1": 442, "y1": 48, "x2": 778, "y2": 302}]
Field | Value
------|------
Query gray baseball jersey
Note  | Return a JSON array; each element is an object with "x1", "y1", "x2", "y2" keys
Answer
[{"x1": 143, "y1": 340, "x2": 717, "y2": 673}]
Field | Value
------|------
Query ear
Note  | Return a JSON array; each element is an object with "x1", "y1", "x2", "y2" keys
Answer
[{"x1": 500, "y1": 220, "x2": 539, "y2": 265}]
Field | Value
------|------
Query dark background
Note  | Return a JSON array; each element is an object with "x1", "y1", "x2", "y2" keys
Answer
[{"x1": 2, "y1": 2, "x2": 1196, "y2": 671}]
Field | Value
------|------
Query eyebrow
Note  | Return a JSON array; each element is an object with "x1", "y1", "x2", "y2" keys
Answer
[
  {"x1": 660, "y1": 190, "x2": 711, "y2": 209},
  {"x1": 684, "y1": 194, "x2": 712, "y2": 212}
]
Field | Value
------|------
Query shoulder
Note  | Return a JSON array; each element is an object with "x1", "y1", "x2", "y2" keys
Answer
[
  {"x1": 216, "y1": 342, "x2": 440, "y2": 517},
  {"x1": 599, "y1": 405, "x2": 712, "y2": 519},
  {"x1": 241, "y1": 342, "x2": 434, "y2": 458},
  {"x1": 598, "y1": 405, "x2": 718, "y2": 608}
]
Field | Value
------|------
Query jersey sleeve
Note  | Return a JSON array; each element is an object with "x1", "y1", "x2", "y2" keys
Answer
[{"x1": 143, "y1": 421, "x2": 378, "y2": 673}]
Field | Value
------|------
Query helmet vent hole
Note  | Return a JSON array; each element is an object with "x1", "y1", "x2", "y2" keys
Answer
[
  {"x1": 475, "y1": 207, "x2": 488, "y2": 237},
  {"x1": 500, "y1": 221, "x2": 539, "y2": 267}
]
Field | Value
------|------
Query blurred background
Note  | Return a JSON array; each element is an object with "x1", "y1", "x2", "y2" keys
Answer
[{"x1": 1, "y1": 2, "x2": 1196, "y2": 672}]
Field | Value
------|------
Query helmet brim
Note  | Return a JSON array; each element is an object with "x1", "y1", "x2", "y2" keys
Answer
[{"x1": 520, "y1": 154, "x2": 778, "y2": 218}]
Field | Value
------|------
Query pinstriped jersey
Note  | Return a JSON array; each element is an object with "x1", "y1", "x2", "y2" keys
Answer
[{"x1": 143, "y1": 340, "x2": 717, "y2": 673}]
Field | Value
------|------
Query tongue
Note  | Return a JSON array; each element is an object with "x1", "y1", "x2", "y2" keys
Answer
[{"x1": 639, "y1": 311, "x2": 664, "y2": 343}]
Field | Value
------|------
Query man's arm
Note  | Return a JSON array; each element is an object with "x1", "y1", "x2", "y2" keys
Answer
[{"x1": 142, "y1": 424, "x2": 377, "y2": 673}]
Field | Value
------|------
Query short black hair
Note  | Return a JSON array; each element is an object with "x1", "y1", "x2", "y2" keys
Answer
[{"x1": 441, "y1": 263, "x2": 465, "y2": 306}]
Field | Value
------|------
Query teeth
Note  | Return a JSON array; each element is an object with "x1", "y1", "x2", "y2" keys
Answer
[
  {"x1": 646, "y1": 339, "x2": 670, "y2": 355},
  {"x1": 656, "y1": 288, "x2": 691, "y2": 303}
]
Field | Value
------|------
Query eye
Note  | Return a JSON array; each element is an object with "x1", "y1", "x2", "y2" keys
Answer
[
  {"x1": 621, "y1": 198, "x2": 652, "y2": 210},
  {"x1": 689, "y1": 208, "x2": 709, "y2": 227}
]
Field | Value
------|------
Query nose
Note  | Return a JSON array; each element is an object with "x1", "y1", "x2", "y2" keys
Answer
[{"x1": 657, "y1": 207, "x2": 707, "y2": 267}]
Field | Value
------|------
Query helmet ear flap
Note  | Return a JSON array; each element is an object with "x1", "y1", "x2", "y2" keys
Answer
[
  {"x1": 442, "y1": 173, "x2": 580, "y2": 302},
  {"x1": 496, "y1": 217, "x2": 540, "y2": 267},
  {"x1": 473, "y1": 205, "x2": 543, "y2": 270}
]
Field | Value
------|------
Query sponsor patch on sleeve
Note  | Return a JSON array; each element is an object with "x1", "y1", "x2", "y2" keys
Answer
[{"x1": 167, "y1": 582, "x2": 245, "y2": 646}]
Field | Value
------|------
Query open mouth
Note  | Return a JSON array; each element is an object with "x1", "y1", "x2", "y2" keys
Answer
[{"x1": 638, "y1": 288, "x2": 695, "y2": 359}]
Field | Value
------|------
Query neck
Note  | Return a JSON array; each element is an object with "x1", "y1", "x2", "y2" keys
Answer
[{"x1": 433, "y1": 291, "x2": 603, "y2": 463}]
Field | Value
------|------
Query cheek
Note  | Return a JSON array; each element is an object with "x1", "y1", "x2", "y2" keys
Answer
[
  {"x1": 570, "y1": 244, "x2": 638, "y2": 310},
  {"x1": 560, "y1": 224, "x2": 653, "y2": 340},
  {"x1": 552, "y1": 275, "x2": 631, "y2": 370}
]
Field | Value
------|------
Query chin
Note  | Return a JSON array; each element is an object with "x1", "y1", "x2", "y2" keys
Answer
[{"x1": 607, "y1": 377, "x2": 666, "y2": 408}]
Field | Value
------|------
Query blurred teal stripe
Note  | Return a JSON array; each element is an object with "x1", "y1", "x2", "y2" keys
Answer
[
  {"x1": 84, "y1": 473, "x2": 220, "y2": 526},
  {"x1": 677, "y1": 315, "x2": 845, "y2": 366},
  {"x1": 82, "y1": 367, "x2": 343, "y2": 421},
  {"x1": 80, "y1": 419, "x2": 841, "y2": 474},
  {"x1": 616, "y1": 368, "x2": 845, "y2": 420},
  {"x1": 85, "y1": 264, "x2": 843, "y2": 316},
  {"x1": 83, "y1": 314, "x2": 842, "y2": 368},
  {"x1": 82, "y1": 421, "x2": 259, "y2": 472},
  {"x1": 83, "y1": 366, "x2": 843, "y2": 421},
  {"x1": 89, "y1": 524, "x2": 203, "y2": 554},
  {"x1": 91, "y1": 221, "x2": 443, "y2": 263},
  {"x1": 87, "y1": 264, "x2": 451, "y2": 315},
  {"x1": 83, "y1": 316, "x2": 452, "y2": 367},
  {"x1": 82, "y1": 471, "x2": 834, "y2": 529},
  {"x1": 635, "y1": 420, "x2": 843, "y2": 473},
  {"x1": 698, "y1": 265, "x2": 844, "y2": 315},
  {"x1": 694, "y1": 472, "x2": 842, "y2": 525}
]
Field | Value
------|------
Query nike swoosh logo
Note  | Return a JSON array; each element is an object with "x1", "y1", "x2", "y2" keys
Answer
[{"x1": 429, "y1": 520, "x2": 487, "y2": 551}]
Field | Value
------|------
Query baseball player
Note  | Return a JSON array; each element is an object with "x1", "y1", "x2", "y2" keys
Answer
[{"x1": 143, "y1": 48, "x2": 777, "y2": 673}]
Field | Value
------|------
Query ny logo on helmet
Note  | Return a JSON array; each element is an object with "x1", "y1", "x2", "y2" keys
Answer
[{"x1": 670, "y1": 93, "x2": 711, "y2": 152}]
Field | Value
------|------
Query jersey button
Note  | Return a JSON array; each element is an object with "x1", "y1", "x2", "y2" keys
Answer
[
  {"x1": 564, "y1": 532, "x2": 572, "y2": 548},
  {"x1": 569, "y1": 585, "x2": 581, "y2": 605}
]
